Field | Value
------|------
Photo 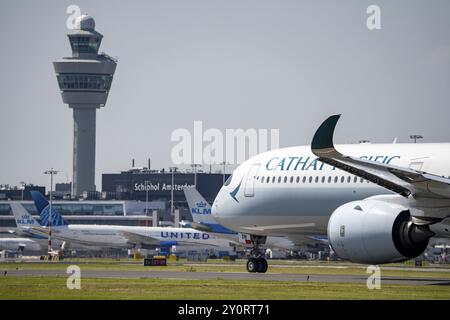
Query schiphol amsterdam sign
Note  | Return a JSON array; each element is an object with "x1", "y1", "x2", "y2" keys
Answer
[{"x1": 134, "y1": 182, "x2": 195, "y2": 192}]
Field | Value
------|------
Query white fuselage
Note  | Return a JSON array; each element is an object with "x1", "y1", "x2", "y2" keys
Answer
[
  {"x1": 30, "y1": 225, "x2": 233, "y2": 250},
  {"x1": 0, "y1": 238, "x2": 42, "y2": 252},
  {"x1": 212, "y1": 143, "x2": 450, "y2": 241}
]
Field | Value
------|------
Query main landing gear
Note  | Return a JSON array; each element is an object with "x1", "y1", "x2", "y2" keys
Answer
[{"x1": 246, "y1": 235, "x2": 268, "y2": 273}]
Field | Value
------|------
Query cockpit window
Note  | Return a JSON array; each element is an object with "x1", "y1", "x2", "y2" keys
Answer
[{"x1": 224, "y1": 174, "x2": 233, "y2": 186}]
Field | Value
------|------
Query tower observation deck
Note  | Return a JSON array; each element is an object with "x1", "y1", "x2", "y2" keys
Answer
[{"x1": 53, "y1": 15, "x2": 117, "y2": 196}]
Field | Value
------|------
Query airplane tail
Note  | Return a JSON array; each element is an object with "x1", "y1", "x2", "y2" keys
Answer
[
  {"x1": 183, "y1": 187, "x2": 236, "y2": 234},
  {"x1": 10, "y1": 203, "x2": 40, "y2": 228},
  {"x1": 184, "y1": 187, "x2": 214, "y2": 224},
  {"x1": 30, "y1": 191, "x2": 68, "y2": 227}
]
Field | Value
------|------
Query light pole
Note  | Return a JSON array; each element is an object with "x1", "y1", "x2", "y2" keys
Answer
[
  {"x1": 44, "y1": 169, "x2": 58, "y2": 254},
  {"x1": 410, "y1": 135, "x2": 423, "y2": 143},
  {"x1": 190, "y1": 164, "x2": 201, "y2": 188},
  {"x1": 220, "y1": 161, "x2": 229, "y2": 184},
  {"x1": 169, "y1": 167, "x2": 178, "y2": 214},
  {"x1": 145, "y1": 180, "x2": 150, "y2": 214},
  {"x1": 19, "y1": 181, "x2": 26, "y2": 200}
]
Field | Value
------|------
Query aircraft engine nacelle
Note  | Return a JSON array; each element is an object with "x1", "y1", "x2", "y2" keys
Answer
[{"x1": 327, "y1": 200, "x2": 434, "y2": 264}]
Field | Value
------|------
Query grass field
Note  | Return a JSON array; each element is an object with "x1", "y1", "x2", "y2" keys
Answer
[
  {"x1": 1, "y1": 259, "x2": 450, "y2": 279},
  {"x1": 1, "y1": 276, "x2": 450, "y2": 300},
  {"x1": 1, "y1": 259, "x2": 449, "y2": 299}
]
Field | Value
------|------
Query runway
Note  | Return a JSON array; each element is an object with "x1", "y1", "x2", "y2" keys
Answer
[{"x1": 4, "y1": 269, "x2": 449, "y2": 286}]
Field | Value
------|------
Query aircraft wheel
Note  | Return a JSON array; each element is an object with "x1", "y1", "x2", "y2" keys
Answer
[
  {"x1": 257, "y1": 258, "x2": 268, "y2": 273},
  {"x1": 246, "y1": 258, "x2": 258, "y2": 273}
]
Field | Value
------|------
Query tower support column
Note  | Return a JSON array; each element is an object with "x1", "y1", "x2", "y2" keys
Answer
[{"x1": 73, "y1": 106, "x2": 97, "y2": 195}]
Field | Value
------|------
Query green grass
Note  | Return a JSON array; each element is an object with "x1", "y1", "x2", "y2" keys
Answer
[
  {"x1": 0, "y1": 276, "x2": 449, "y2": 300},
  {"x1": 2, "y1": 261, "x2": 450, "y2": 279}
]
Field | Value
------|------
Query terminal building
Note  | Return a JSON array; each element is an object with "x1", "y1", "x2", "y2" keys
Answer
[
  {"x1": 0, "y1": 199, "x2": 166, "y2": 228},
  {"x1": 0, "y1": 170, "x2": 228, "y2": 229},
  {"x1": 102, "y1": 168, "x2": 229, "y2": 205}
]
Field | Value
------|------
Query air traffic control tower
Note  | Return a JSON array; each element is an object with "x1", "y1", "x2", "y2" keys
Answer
[{"x1": 53, "y1": 15, "x2": 117, "y2": 195}]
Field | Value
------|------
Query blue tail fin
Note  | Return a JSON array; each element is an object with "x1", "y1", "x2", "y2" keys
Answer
[{"x1": 30, "y1": 191, "x2": 68, "y2": 227}]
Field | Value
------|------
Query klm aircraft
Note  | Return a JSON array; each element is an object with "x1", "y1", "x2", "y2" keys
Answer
[
  {"x1": 0, "y1": 237, "x2": 42, "y2": 253},
  {"x1": 212, "y1": 115, "x2": 450, "y2": 272}
]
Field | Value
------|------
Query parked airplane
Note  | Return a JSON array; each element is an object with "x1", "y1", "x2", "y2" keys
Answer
[
  {"x1": 183, "y1": 187, "x2": 298, "y2": 263},
  {"x1": 0, "y1": 237, "x2": 42, "y2": 253},
  {"x1": 28, "y1": 191, "x2": 233, "y2": 252},
  {"x1": 212, "y1": 115, "x2": 450, "y2": 272},
  {"x1": 11, "y1": 202, "x2": 80, "y2": 256}
]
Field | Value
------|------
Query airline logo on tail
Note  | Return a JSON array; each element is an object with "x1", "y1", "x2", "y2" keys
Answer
[
  {"x1": 30, "y1": 191, "x2": 68, "y2": 227},
  {"x1": 184, "y1": 187, "x2": 237, "y2": 235},
  {"x1": 192, "y1": 201, "x2": 211, "y2": 215},
  {"x1": 10, "y1": 203, "x2": 39, "y2": 227},
  {"x1": 16, "y1": 215, "x2": 36, "y2": 226},
  {"x1": 196, "y1": 201, "x2": 207, "y2": 208}
]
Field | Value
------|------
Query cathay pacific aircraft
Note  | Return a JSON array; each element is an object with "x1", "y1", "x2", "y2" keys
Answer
[
  {"x1": 183, "y1": 187, "x2": 298, "y2": 259},
  {"x1": 27, "y1": 191, "x2": 233, "y2": 252},
  {"x1": 212, "y1": 115, "x2": 450, "y2": 273}
]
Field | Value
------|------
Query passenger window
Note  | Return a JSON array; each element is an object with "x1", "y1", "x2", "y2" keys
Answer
[
  {"x1": 284, "y1": 176, "x2": 287, "y2": 183},
  {"x1": 347, "y1": 176, "x2": 351, "y2": 183},
  {"x1": 334, "y1": 176, "x2": 338, "y2": 183},
  {"x1": 290, "y1": 176, "x2": 294, "y2": 183},
  {"x1": 341, "y1": 176, "x2": 345, "y2": 183},
  {"x1": 296, "y1": 176, "x2": 300, "y2": 183},
  {"x1": 353, "y1": 176, "x2": 357, "y2": 183},
  {"x1": 360, "y1": 178, "x2": 364, "y2": 183},
  {"x1": 278, "y1": 177, "x2": 282, "y2": 183},
  {"x1": 315, "y1": 176, "x2": 319, "y2": 183},
  {"x1": 328, "y1": 177, "x2": 332, "y2": 183},
  {"x1": 321, "y1": 176, "x2": 325, "y2": 183},
  {"x1": 272, "y1": 177, "x2": 276, "y2": 183},
  {"x1": 308, "y1": 176, "x2": 313, "y2": 183},
  {"x1": 302, "y1": 177, "x2": 306, "y2": 183}
]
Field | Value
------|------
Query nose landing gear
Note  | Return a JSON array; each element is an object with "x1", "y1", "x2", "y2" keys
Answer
[{"x1": 246, "y1": 235, "x2": 268, "y2": 273}]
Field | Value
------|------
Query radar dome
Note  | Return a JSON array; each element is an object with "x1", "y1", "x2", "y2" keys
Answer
[{"x1": 75, "y1": 15, "x2": 95, "y2": 30}]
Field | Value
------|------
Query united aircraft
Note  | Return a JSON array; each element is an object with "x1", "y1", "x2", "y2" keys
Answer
[
  {"x1": 24, "y1": 191, "x2": 233, "y2": 251},
  {"x1": 212, "y1": 115, "x2": 450, "y2": 272}
]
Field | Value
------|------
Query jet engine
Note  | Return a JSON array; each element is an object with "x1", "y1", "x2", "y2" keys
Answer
[{"x1": 327, "y1": 200, "x2": 434, "y2": 264}]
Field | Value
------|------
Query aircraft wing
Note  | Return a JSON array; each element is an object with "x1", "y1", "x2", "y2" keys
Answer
[
  {"x1": 119, "y1": 231, "x2": 161, "y2": 247},
  {"x1": 0, "y1": 228, "x2": 15, "y2": 234},
  {"x1": 311, "y1": 114, "x2": 450, "y2": 200}
]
